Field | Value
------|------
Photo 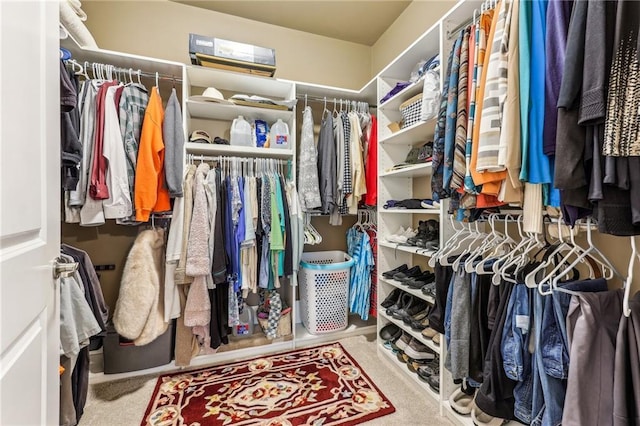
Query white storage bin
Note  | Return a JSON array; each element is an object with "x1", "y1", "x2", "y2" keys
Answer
[{"x1": 298, "y1": 251, "x2": 354, "y2": 335}]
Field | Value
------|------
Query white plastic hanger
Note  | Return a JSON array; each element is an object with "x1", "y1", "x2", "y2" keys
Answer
[{"x1": 623, "y1": 236, "x2": 639, "y2": 317}]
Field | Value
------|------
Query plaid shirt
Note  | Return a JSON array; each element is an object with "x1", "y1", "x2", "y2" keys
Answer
[{"x1": 118, "y1": 84, "x2": 149, "y2": 196}]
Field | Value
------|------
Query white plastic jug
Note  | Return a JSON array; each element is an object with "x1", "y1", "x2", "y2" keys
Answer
[
  {"x1": 270, "y1": 119, "x2": 290, "y2": 149},
  {"x1": 230, "y1": 115, "x2": 254, "y2": 147},
  {"x1": 232, "y1": 306, "x2": 255, "y2": 338}
]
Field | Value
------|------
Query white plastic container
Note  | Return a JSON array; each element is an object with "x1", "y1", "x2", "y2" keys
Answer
[
  {"x1": 270, "y1": 119, "x2": 290, "y2": 149},
  {"x1": 230, "y1": 115, "x2": 254, "y2": 147},
  {"x1": 232, "y1": 306, "x2": 255, "y2": 338}
]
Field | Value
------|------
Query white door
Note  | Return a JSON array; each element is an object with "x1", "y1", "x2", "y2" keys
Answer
[{"x1": 0, "y1": 1, "x2": 61, "y2": 424}]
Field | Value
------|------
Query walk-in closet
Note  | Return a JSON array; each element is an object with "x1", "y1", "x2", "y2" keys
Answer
[{"x1": 2, "y1": 0, "x2": 640, "y2": 425}]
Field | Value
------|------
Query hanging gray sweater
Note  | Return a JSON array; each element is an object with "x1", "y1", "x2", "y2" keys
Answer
[{"x1": 163, "y1": 88, "x2": 184, "y2": 197}]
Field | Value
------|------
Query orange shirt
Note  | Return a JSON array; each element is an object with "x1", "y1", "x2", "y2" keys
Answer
[
  {"x1": 135, "y1": 88, "x2": 171, "y2": 221},
  {"x1": 470, "y1": 8, "x2": 507, "y2": 196}
]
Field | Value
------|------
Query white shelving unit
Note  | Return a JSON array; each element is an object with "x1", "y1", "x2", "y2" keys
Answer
[
  {"x1": 184, "y1": 142, "x2": 294, "y2": 159},
  {"x1": 379, "y1": 276, "x2": 435, "y2": 305},
  {"x1": 380, "y1": 208, "x2": 440, "y2": 215},
  {"x1": 379, "y1": 241, "x2": 436, "y2": 257},
  {"x1": 380, "y1": 162, "x2": 433, "y2": 178},
  {"x1": 186, "y1": 99, "x2": 294, "y2": 122},
  {"x1": 379, "y1": 118, "x2": 437, "y2": 145}
]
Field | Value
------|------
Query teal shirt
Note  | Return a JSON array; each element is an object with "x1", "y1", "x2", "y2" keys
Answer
[{"x1": 519, "y1": 0, "x2": 532, "y2": 182}]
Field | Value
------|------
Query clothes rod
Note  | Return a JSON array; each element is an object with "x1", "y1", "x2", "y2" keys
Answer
[
  {"x1": 187, "y1": 154, "x2": 289, "y2": 164},
  {"x1": 296, "y1": 94, "x2": 371, "y2": 105},
  {"x1": 63, "y1": 58, "x2": 182, "y2": 83},
  {"x1": 446, "y1": 18, "x2": 473, "y2": 40}
]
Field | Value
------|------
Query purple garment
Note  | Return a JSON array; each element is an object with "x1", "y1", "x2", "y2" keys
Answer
[
  {"x1": 543, "y1": 0, "x2": 573, "y2": 156},
  {"x1": 380, "y1": 81, "x2": 411, "y2": 104}
]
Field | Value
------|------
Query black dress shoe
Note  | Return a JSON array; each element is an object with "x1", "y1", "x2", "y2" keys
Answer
[
  {"x1": 393, "y1": 266, "x2": 422, "y2": 282},
  {"x1": 382, "y1": 264, "x2": 408, "y2": 279},
  {"x1": 381, "y1": 288, "x2": 402, "y2": 308},
  {"x1": 405, "y1": 271, "x2": 435, "y2": 289}
]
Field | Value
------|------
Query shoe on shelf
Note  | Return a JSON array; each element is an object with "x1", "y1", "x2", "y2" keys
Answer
[
  {"x1": 411, "y1": 315, "x2": 430, "y2": 331},
  {"x1": 414, "y1": 219, "x2": 439, "y2": 249},
  {"x1": 394, "y1": 332, "x2": 412, "y2": 353},
  {"x1": 422, "y1": 327, "x2": 438, "y2": 339},
  {"x1": 386, "y1": 227, "x2": 417, "y2": 244},
  {"x1": 426, "y1": 373, "x2": 440, "y2": 393},
  {"x1": 406, "y1": 357, "x2": 432, "y2": 373},
  {"x1": 421, "y1": 282, "x2": 436, "y2": 297},
  {"x1": 471, "y1": 406, "x2": 506, "y2": 426},
  {"x1": 393, "y1": 265, "x2": 422, "y2": 283},
  {"x1": 403, "y1": 338, "x2": 436, "y2": 361},
  {"x1": 421, "y1": 199, "x2": 441, "y2": 209},
  {"x1": 432, "y1": 333, "x2": 441, "y2": 346},
  {"x1": 386, "y1": 292, "x2": 411, "y2": 317},
  {"x1": 382, "y1": 264, "x2": 409, "y2": 279},
  {"x1": 405, "y1": 271, "x2": 435, "y2": 289},
  {"x1": 393, "y1": 296, "x2": 429, "y2": 322},
  {"x1": 381, "y1": 288, "x2": 403, "y2": 309},
  {"x1": 407, "y1": 220, "x2": 429, "y2": 247},
  {"x1": 402, "y1": 308, "x2": 429, "y2": 325},
  {"x1": 379, "y1": 323, "x2": 402, "y2": 341},
  {"x1": 449, "y1": 388, "x2": 475, "y2": 415},
  {"x1": 417, "y1": 356, "x2": 440, "y2": 381}
]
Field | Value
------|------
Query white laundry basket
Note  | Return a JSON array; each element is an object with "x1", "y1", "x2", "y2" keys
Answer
[{"x1": 298, "y1": 251, "x2": 355, "y2": 335}]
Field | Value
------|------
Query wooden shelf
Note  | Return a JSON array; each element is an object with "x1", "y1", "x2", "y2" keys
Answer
[
  {"x1": 378, "y1": 311, "x2": 440, "y2": 355},
  {"x1": 379, "y1": 241, "x2": 436, "y2": 257},
  {"x1": 377, "y1": 342, "x2": 440, "y2": 402},
  {"x1": 185, "y1": 142, "x2": 294, "y2": 159},
  {"x1": 379, "y1": 276, "x2": 435, "y2": 305},
  {"x1": 380, "y1": 162, "x2": 432, "y2": 178},
  {"x1": 379, "y1": 118, "x2": 437, "y2": 145},
  {"x1": 187, "y1": 99, "x2": 294, "y2": 122}
]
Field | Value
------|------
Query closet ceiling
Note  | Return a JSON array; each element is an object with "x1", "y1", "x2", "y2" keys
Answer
[{"x1": 171, "y1": 0, "x2": 412, "y2": 45}]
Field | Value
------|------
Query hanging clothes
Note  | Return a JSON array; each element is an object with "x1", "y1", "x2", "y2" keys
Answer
[
  {"x1": 347, "y1": 221, "x2": 375, "y2": 321},
  {"x1": 135, "y1": 87, "x2": 171, "y2": 221},
  {"x1": 298, "y1": 106, "x2": 322, "y2": 211}
]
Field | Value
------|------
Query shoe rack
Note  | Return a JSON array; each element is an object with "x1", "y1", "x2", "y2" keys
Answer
[{"x1": 375, "y1": 20, "x2": 449, "y2": 410}]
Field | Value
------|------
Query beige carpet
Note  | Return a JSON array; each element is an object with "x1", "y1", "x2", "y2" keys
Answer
[{"x1": 82, "y1": 335, "x2": 453, "y2": 426}]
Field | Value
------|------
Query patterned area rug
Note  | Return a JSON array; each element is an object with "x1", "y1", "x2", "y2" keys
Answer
[{"x1": 142, "y1": 343, "x2": 395, "y2": 425}]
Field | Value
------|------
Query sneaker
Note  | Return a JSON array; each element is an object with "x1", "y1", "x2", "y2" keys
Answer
[
  {"x1": 382, "y1": 264, "x2": 409, "y2": 279},
  {"x1": 421, "y1": 199, "x2": 440, "y2": 209},
  {"x1": 404, "y1": 338, "x2": 436, "y2": 361},
  {"x1": 385, "y1": 226, "x2": 405, "y2": 243},
  {"x1": 417, "y1": 357, "x2": 440, "y2": 380},
  {"x1": 395, "y1": 332, "x2": 412, "y2": 352}
]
